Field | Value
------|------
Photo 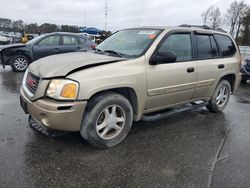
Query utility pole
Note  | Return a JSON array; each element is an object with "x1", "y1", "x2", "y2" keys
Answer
[
  {"x1": 84, "y1": 10, "x2": 86, "y2": 28},
  {"x1": 105, "y1": 0, "x2": 108, "y2": 31}
]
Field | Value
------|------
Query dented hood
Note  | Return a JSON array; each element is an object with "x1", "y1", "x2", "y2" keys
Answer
[
  {"x1": 0, "y1": 43, "x2": 27, "y2": 51},
  {"x1": 29, "y1": 52, "x2": 126, "y2": 78}
]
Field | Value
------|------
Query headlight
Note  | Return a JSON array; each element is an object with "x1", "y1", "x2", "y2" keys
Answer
[{"x1": 46, "y1": 79, "x2": 79, "y2": 100}]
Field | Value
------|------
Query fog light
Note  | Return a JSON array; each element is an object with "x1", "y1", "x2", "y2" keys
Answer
[{"x1": 40, "y1": 115, "x2": 49, "y2": 127}]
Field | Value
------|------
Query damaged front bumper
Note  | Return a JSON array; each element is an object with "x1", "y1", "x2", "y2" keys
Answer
[{"x1": 20, "y1": 87, "x2": 87, "y2": 132}]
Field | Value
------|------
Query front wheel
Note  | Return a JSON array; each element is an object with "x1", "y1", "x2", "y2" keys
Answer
[
  {"x1": 80, "y1": 92, "x2": 133, "y2": 149},
  {"x1": 10, "y1": 55, "x2": 30, "y2": 72},
  {"x1": 206, "y1": 80, "x2": 231, "y2": 113}
]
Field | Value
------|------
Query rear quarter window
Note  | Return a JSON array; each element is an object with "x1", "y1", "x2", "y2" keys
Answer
[
  {"x1": 214, "y1": 34, "x2": 236, "y2": 57},
  {"x1": 78, "y1": 37, "x2": 86, "y2": 45}
]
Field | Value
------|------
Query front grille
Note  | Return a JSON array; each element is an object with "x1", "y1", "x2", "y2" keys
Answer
[{"x1": 25, "y1": 71, "x2": 40, "y2": 94}]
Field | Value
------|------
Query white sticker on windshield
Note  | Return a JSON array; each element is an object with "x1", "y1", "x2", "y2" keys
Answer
[{"x1": 138, "y1": 30, "x2": 156, "y2": 35}]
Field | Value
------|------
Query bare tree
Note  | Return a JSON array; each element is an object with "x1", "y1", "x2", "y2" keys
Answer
[
  {"x1": 227, "y1": 1, "x2": 248, "y2": 38},
  {"x1": 202, "y1": 6, "x2": 222, "y2": 28},
  {"x1": 209, "y1": 7, "x2": 222, "y2": 29},
  {"x1": 202, "y1": 6, "x2": 213, "y2": 25}
]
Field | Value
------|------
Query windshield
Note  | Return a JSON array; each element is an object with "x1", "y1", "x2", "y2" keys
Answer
[
  {"x1": 26, "y1": 35, "x2": 45, "y2": 45},
  {"x1": 96, "y1": 29, "x2": 162, "y2": 57}
]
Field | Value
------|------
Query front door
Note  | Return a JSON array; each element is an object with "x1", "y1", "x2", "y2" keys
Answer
[
  {"x1": 146, "y1": 32, "x2": 197, "y2": 111},
  {"x1": 32, "y1": 35, "x2": 61, "y2": 60}
]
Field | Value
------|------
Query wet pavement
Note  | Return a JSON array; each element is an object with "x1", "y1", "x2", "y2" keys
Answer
[{"x1": 0, "y1": 66, "x2": 250, "y2": 188}]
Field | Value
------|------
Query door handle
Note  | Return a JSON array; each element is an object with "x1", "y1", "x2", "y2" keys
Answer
[
  {"x1": 54, "y1": 48, "x2": 60, "y2": 52},
  {"x1": 76, "y1": 46, "x2": 81, "y2": 50},
  {"x1": 187, "y1": 67, "x2": 195, "y2": 73},
  {"x1": 218, "y1": 64, "x2": 225, "y2": 69}
]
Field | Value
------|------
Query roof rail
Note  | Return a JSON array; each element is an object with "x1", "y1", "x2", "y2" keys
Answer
[{"x1": 179, "y1": 24, "x2": 227, "y2": 33}]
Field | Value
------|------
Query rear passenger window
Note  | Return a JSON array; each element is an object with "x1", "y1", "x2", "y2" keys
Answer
[
  {"x1": 210, "y1": 36, "x2": 219, "y2": 57},
  {"x1": 214, "y1": 34, "x2": 236, "y2": 57},
  {"x1": 63, "y1": 36, "x2": 78, "y2": 45},
  {"x1": 196, "y1": 35, "x2": 212, "y2": 59},
  {"x1": 158, "y1": 34, "x2": 192, "y2": 61}
]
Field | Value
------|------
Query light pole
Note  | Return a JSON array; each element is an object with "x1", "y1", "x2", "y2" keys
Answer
[
  {"x1": 105, "y1": 0, "x2": 108, "y2": 31},
  {"x1": 84, "y1": 10, "x2": 86, "y2": 28}
]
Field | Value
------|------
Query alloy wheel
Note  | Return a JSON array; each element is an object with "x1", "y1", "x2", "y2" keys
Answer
[
  {"x1": 96, "y1": 105, "x2": 126, "y2": 140},
  {"x1": 216, "y1": 86, "x2": 229, "y2": 107},
  {"x1": 13, "y1": 57, "x2": 28, "y2": 71}
]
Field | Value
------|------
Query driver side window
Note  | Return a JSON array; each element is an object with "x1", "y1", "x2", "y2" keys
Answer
[
  {"x1": 38, "y1": 36, "x2": 60, "y2": 46},
  {"x1": 158, "y1": 33, "x2": 192, "y2": 62}
]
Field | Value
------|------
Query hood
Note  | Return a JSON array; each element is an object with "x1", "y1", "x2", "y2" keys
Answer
[
  {"x1": 29, "y1": 52, "x2": 126, "y2": 78},
  {"x1": 0, "y1": 43, "x2": 26, "y2": 51}
]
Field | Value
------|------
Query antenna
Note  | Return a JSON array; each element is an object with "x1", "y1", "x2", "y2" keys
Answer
[{"x1": 105, "y1": 0, "x2": 108, "y2": 31}]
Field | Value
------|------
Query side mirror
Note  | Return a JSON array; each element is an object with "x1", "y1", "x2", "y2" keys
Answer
[{"x1": 150, "y1": 51, "x2": 177, "y2": 65}]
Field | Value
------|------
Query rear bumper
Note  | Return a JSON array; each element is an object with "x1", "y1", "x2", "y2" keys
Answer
[
  {"x1": 234, "y1": 72, "x2": 242, "y2": 92},
  {"x1": 20, "y1": 88, "x2": 87, "y2": 131}
]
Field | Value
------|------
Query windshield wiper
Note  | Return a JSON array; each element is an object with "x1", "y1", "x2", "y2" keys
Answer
[
  {"x1": 93, "y1": 47, "x2": 104, "y2": 54},
  {"x1": 104, "y1": 50, "x2": 124, "y2": 57},
  {"x1": 94, "y1": 48, "x2": 102, "y2": 52}
]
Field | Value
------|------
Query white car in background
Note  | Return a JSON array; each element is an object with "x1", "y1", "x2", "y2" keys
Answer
[{"x1": 0, "y1": 35, "x2": 11, "y2": 45}]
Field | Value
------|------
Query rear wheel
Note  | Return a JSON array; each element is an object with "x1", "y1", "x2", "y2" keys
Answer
[
  {"x1": 11, "y1": 55, "x2": 30, "y2": 72},
  {"x1": 206, "y1": 80, "x2": 231, "y2": 113},
  {"x1": 80, "y1": 92, "x2": 133, "y2": 149}
]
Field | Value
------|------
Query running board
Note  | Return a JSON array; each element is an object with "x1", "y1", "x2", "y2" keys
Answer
[{"x1": 141, "y1": 102, "x2": 208, "y2": 122}]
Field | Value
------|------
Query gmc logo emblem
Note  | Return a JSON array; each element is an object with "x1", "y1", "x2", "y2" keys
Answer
[{"x1": 26, "y1": 76, "x2": 36, "y2": 88}]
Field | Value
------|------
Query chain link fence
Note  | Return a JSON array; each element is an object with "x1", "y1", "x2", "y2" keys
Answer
[{"x1": 239, "y1": 46, "x2": 250, "y2": 59}]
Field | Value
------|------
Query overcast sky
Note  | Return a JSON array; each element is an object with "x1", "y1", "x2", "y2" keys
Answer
[{"x1": 0, "y1": 0, "x2": 249, "y2": 31}]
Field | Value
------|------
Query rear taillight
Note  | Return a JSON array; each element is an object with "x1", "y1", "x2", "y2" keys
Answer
[
  {"x1": 91, "y1": 44, "x2": 96, "y2": 49},
  {"x1": 240, "y1": 56, "x2": 244, "y2": 67},
  {"x1": 240, "y1": 57, "x2": 246, "y2": 66}
]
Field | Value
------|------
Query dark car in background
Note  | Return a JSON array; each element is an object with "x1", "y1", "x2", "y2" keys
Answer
[
  {"x1": 0, "y1": 32, "x2": 95, "y2": 72},
  {"x1": 241, "y1": 58, "x2": 250, "y2": 83}
]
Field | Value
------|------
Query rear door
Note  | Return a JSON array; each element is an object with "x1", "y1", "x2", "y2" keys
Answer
[
  {"x1": 194, "y1": 33, "x2": 237, "y2": 99},
  {"x1": 60, "y1": 35, "x2": 82, "y2": 53},
  {"x1": 146, "y1": 32, "x2": 197, "y2": 111},
  {"x1": 32, "y1": 35, "x2": 60, "y2": 60}
]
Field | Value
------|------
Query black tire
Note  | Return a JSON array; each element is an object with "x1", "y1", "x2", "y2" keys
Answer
[
  {"x1": 80, "y1": 92, "x2": 133, "y2": 149},
  {"x1": 206, "y1": 80, "x2": 231, "y2": 113},
  {"x1": 10, "y1": 55, "x2": 30, "y2": 72},
  {"x1": 241, "y1": 78, "x2": 247, "y2": 84}
]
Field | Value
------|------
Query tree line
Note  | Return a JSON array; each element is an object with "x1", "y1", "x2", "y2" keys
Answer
[
  {"x1": 0, "y1": 18, "x2": 83, "y2": 34},
  {"x1": 0, "y1": 0, "x2": 249, "y2": 45},
  {"x1": 201, "y1": 0, "x2": 250, "y2": 45}
]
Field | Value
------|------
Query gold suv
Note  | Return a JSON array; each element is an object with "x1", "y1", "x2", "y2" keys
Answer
[{"x1": 20, "y1": 26, "x2": 241, "y2": 148}]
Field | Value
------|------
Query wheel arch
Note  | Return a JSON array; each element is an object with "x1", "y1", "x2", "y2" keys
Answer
[
  {"x1": 14, "y1": 50, "x2": 32, "y2": 63},
  {"x1": 220, "y1": 73, "x2": 236, "y2": 92},
  {"x1": 87, "y1": 87, "x2": 140, "y2": 120}
]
